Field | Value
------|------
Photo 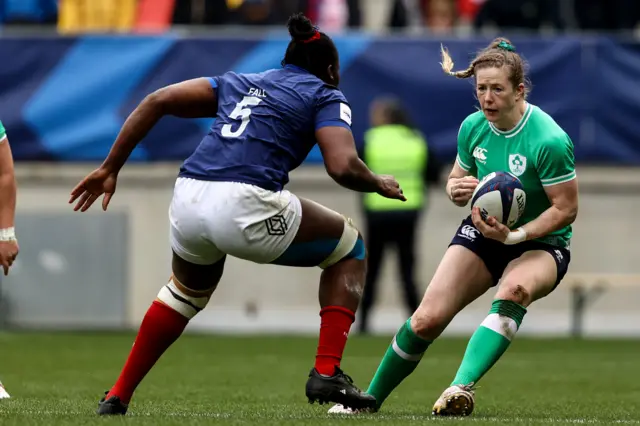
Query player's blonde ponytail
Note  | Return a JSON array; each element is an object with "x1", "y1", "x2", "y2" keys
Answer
[{"x1": 440, "y1": 44, "x2": 475, "y2": 79}]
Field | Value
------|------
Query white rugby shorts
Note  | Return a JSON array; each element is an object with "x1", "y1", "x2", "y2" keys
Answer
[{"x1": 169, "y1": 178, "x2": 302, "y2": 265}]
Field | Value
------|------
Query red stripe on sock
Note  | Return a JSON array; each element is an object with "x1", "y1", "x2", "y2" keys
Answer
[
  {"x1": 315, "y1": 306, "x2": 355, "y2": 376},
  {"x1": 107, "y1": 301, "x2": 189, "y2": 404}
]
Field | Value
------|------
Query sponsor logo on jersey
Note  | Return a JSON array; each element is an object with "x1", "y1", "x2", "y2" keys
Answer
[
  {"x1": 458, "y1": 225, "x2": 479, "y2": 241},
  {"x1": 508, "y1": 153, "x2": 527, "y2": 176},
  {"x1": 340, "y1": 103, "x2": 352, "y2": 126},
  {"x1": 473, "y1": 147, "x2": 488, "y2": 164}
]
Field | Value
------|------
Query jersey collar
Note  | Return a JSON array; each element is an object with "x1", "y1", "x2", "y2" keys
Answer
[
  {"x1": 488, "y1": 102, "x2": 533, "y2": 138},
  {"x1": 284, "y1": 64, "x2": 310, "y2": 74}
]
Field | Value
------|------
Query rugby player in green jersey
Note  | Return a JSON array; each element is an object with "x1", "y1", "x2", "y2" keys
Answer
[
  {"x1": 0, "y1": 120, "x2": 18, "y2": 399},
  {"x1": 329, "y1": 37, "x2": 578, "y2": 417}
]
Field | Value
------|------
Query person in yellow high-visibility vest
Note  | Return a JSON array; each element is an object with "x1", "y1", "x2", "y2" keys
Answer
[{"x1": 358, "y1": 97, "x2": 440, "y2": 334}]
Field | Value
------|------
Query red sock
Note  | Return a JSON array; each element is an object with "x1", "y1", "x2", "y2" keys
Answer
[
  {"x1": 107, "y1": 301, "x2": 189, "y2": 404},
  {"x1": 315, "y1": 306, "x2": 355, "y2": 376}
]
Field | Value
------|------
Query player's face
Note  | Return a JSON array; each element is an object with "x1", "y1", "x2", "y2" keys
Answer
[
  {"x1": 370, "y1": 101, "x2": 386, "y2": 126},
  {"x1": 475, "y1": 66, "x2": 519, "y2": 123}
]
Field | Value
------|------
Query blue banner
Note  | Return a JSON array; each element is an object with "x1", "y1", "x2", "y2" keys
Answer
[{"x1": 0, "y1": 33, "x2": 639, "y2": 164}]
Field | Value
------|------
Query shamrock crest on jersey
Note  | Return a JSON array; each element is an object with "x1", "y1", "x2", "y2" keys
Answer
[{"x1": 508, "y1": 154, "x2": 527, "y2": 176}]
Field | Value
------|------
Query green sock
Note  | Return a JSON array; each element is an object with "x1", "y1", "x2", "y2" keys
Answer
[
  {"x1": 366, "y1": 318, "x2": 432, "y2": 407},
  {"x1": 451, "y1": 299, "x2": 527, "y2": 386}
]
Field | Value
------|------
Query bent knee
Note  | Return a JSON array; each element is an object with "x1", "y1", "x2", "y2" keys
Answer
[
  {"x1": 496, "y1": 281, "x2": 532, "y2": 306},
  {"x1": 410, "y1": 310, "x2": 448, "y2": 340},
  {"x1": 157, "y1": 275, "x2": 214, "y2": 319}
]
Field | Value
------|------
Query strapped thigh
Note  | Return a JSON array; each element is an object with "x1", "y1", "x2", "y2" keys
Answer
[
  {"x1": 271, "y1": 216, "x2": 365, "y2": 268},
  {"x1": 318, "y1": 216, "x2": 361, "y2": 269}
]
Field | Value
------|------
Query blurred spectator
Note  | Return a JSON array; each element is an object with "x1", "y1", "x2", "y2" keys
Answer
[
  {"x1": 136, "y1": 0, "x2": 176, "y2": 32},
  {"x1": 172, "y1": 0, "x2": 231, "y2": 25},
  {"x1": 171, "y1": 0, "x2": 354, "y2": 28},
  {"x1": 574, "y1": 0, "x2": 639, "y2": 31},
  {"x1": 473, "y1": 0, "x2": 565, "y2": 31},
  {"x1": 314, "y1": 0, "x2": 349, "y2": 31},
  {"x1": 58, "y1": 0, "x2": 137, "y2": 33},
  {"x1": 357, "y1": 96, "x2": 440, "y2": 334},
  {"x1": 457, "y1": 0, "x2": 484, "y2": 24},
  {"x1": 236, "y1": 0, "x2": 274, "y2": 26},
  {"x1": 306, "y1": 0, "x2": 361, "y2": 30},
  {"x1": 423, "y1": 0, "x2": 457, "y2": 33},
  {"x1": 388, "y1": 0, "x2": 419, "y2": 29}
]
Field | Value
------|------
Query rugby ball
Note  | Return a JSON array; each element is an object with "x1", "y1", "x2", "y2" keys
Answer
[{"x1": 471, "y1": 171, "x2": 526, "y2": 228}]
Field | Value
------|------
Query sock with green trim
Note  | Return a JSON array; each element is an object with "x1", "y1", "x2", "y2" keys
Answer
[
  {"x1": 451, "y1": 299, "x2": 527, "y2": 386},
  {"x1": 366, "y1": 318, "x2": 432, "y2": 407}
]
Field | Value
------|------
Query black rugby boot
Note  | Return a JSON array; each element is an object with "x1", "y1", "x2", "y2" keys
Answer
[{"x1": 305, "y1": 367, "x2": 377, "y2": 411}]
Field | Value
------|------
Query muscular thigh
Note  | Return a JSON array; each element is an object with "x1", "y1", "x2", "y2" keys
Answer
[
  {"x1": 271, "y1": 197, "x2": 364, "y2": 267},
  {"x1": 293, "y1": 198, "x2": 346, "y2": 243},
  {"x1": 495, "y1": 250, "x2": 558, "y2": 307}
]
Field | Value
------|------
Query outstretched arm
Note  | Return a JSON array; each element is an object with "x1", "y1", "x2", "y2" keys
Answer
[
  {"x1": 102, "y1": 78, "x2": 217, "y2": 173},
  {"x1": 316, "y1": 126, "x2": 382, "y2": 193},
  {"x1": 70, "y1": 78, "x2": 217, "y2": 213},
  {"x1": 316, "y1": 126, "x2": 405, "y2": 201}
]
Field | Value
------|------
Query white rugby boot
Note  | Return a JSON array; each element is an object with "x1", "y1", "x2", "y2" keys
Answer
[
  {"x1": 0, "y1": 381, "x2": 10, "y2": 399},
  {"x1": 328, "y1": 403, "x2": 376, "y2": 415},
  {"x1": 432, "y1": 384, "x2": 475, "y2": 416},
  {"x1": 328, "y1": 404, "x2": 356, "y2": 414}
]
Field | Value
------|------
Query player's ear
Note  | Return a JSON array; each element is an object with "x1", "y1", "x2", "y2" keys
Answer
[
  {"x1": 327, "y1": 64, "x2": 337, "y2": 85},
  {"x1": 515, "y1": 83, "x2": 525, "y2": 101}
]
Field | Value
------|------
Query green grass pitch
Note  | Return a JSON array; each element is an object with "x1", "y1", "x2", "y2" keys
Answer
[{"x1": 0, "y1": 332, "x2": 638, "y2": 425}]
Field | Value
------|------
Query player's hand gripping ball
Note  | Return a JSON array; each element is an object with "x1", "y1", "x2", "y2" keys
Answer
[{"x1": 470, "y1": 171, "x2": 526, "y2": 228}]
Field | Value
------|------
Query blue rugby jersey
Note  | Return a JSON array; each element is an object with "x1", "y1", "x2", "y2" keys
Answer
[{"x1": 179, "y1": 65, "x2": 352, "y2": 191}]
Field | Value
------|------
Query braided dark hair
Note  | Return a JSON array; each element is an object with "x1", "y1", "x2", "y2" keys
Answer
[{"x1": 281, "y1": 13, "x2": 339, "y2": 85}]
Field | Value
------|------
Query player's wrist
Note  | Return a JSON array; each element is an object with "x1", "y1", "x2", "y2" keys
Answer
[
  {"x1": 0, "y1": 227, "x2": 16, "y2": 242},
  {"x1": 99, "y1": 161, "x2": 120, "y2": 175},
  {"x1": 446, "y1": 179, "x2": 455, "y2": 201},
  {"x1": 504, "y1": 227, "x2": 527, "y2": 245},
  {"x1": 373, "y1": 174, "x2": 386, "y2": 192}
]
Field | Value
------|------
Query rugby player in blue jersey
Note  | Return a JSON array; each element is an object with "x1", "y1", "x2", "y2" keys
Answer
[{"x1": 69, "y1": 13, "x2": 405, "y2": 416}]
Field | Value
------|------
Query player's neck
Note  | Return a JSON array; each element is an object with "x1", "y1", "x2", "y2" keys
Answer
[{"x1": 494, "y1": 101, "x2": 527, "y2": 131}]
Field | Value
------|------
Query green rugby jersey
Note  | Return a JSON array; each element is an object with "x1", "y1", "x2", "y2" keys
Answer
[{"x1": 456, "y1": 103, "x2": 576, "y2": 248}]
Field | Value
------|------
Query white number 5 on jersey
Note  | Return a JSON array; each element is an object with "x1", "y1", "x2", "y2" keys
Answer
[{"x1": 221, "y1": 96, "x2": 263, "y2": 138}]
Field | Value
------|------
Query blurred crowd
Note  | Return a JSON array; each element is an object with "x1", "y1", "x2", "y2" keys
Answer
[{"x1": 0, "y1": 0, "x2": 639, "y2": 34}]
